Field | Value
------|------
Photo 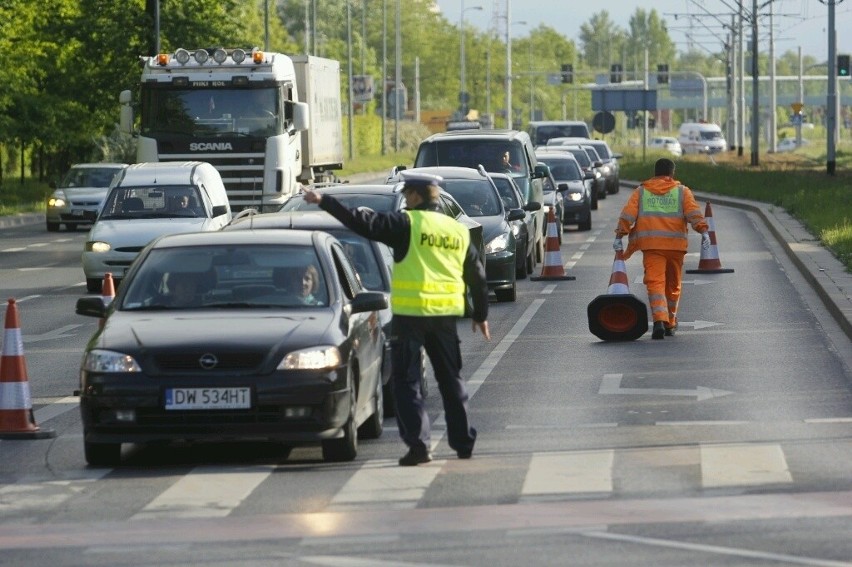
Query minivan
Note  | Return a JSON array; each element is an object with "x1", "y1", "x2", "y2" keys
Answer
[
  {"x1": 413, "y1": 129, "x2": 546, "y2": 262},
  {"x1": 677, "y1": 122, "x2": 727, "y2": 154},
  {"x1": 82, "y1": 161, "x2": 232, "y2": 292},
  {"x1": 527, "y1": 120, "x2": 591, "y2": 147}
]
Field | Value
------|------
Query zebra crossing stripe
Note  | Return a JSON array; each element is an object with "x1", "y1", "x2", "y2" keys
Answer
[
  {"x1": 521, "y1": 450, "x2": 614, "y2": 499},
  {"x1": 326, "y1": 459, "x2": 445, "y2": 512},
  {"x1": 700, "y1": 444, "x2": 793, "y2": 488}
]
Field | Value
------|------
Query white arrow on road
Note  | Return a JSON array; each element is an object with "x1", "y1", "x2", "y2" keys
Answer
[
  {"x1": 644, "y1": 320, "x2": 723, "y2": 330},
  {"x1": 633, "y1": 276, "x2": 715, "y2": 286},
  {"x1": 23, "y1": 324, "x2": 84, "y2": 343},
  {"x1": 599, "y1": 373, "x2": 733, "y2": 401}
]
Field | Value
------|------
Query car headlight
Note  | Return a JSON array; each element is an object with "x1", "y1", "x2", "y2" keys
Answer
[
  {"x1": 599, "y1": 165, "x2": 611, "y2": 175},
  {"x1": 82, "y1": 349, "x2": 141, "y2": 373},
  {"x1": 279, "y1": 345, "x2": 341, "y2": 370},
  {"x1": 568, "y1": 192, "x2": 583, "y2": 202},
  {"x1": 85, "y1": 241, "x2": 112, "y2": 253},
  {"x1": 485, "y1": 233, "x2": 510, "y2": 254},
  {"x1": 48, "y1": 191, "x2": 67, "y2": 208}
]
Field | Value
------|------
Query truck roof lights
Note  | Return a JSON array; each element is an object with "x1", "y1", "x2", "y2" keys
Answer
[
  {"x1": 194, "y1": 50, "x2": 209, "y2": 64},
  {"x1": 174, "y1": 49, "x2": 191, "y2": 65},
  {"x1": 212, "y1": 49, "x2": 228, "y2": 64},
  {"x1": 252, "y1": 50, "x2": 265, "y2": 64},
  {"x1": 232, "y1": 49, "x2": 247, "y2": 64},
  {"x1": 157, "y1": 53, "x2": 170, "y2": 66}
]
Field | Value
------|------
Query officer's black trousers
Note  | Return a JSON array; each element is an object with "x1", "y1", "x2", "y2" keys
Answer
[{"x1": 390, "y1": 314, "x2": 476, "y2": 454}]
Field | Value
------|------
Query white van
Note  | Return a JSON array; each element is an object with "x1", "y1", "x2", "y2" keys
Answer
[
  {"x1": 82, "y1": 161, "x2": 232, "y2": 292},
  {"x1": 677, "y1": 122, "x2": 727, "y2": 154}
]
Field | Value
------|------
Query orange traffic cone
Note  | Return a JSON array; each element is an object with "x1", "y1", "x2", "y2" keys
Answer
[
  {"x1": 99, "y1": 272, "x2": 115, "y2": 328},
  {"x1": 0, "y1": 298, "x2": 56, "y2": 439},
  {"x1": 587, "y1": 250, "x2": 649, "y2": 341},
  {"x1": 531, "y1": 208, "x2": 575, "y2": 281},
  {"x1": 686, "y1": 202, "x2": 734, "y2": 274}
]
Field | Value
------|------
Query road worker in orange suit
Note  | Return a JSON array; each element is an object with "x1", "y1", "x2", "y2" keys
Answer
[{"x1": 613, "y1": 158, "x2": 710, "y2": 340}]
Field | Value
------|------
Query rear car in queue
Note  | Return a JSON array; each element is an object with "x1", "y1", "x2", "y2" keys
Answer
[{"x1": 75, "y1": 229, "x2": 387, "y2": 466}]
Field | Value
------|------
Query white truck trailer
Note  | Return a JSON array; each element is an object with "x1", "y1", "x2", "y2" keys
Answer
[{"x1": 120, "y1": 48, "x2": 344, "y2": 211}]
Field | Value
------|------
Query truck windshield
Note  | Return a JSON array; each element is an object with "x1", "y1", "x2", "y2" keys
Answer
[{"x1": 140, "y1": 87, "x2": 281, "y2": 137}]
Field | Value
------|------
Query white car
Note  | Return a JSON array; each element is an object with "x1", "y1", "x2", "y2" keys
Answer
[
  {"x1": 82, "y1": 162, "x2": 232, "y2": 292},
  {"x1": 777, "y1": 138, "x2": 810, "y2": 152},
  {"x1": 46, "y1": 163, "x2": 128, "y2": 232},
  {"x1": 649, "y1": 137, "x2": 683, "y2": 157}
]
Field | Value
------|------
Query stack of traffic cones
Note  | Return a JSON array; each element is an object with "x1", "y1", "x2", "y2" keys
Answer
[
  {"x1": 687, "y1": 202, "x2": 735, "y2": 274},
  {"x1": 0, "y1": 298, "x2": 56, "y2": 439},
  {"x1": 100, "y1": 272, "x2": 115, "y2": 328},
  {"x1": 587, "y1": 250, "x2": 649, "y2": 341},
  {"x1": 531, "y1": 208, "x2": 575, "y2": 281}
]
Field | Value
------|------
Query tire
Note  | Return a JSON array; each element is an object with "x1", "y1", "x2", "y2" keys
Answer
[
  {"x1": 46, "y1": 221, "x2": 60, "y2": 232},
  {"x1": 358, "y1": 376, "x2": 384, "y2": 440},
  {"x1": 86, "y1": 278, "x2": 102, "y2": 293},
  {"x1": 322, "y1": 378, "x2": 358, "y2": 462},
  {"x1": 525, "y1": 247, "x2": 535, "y2": 275},
  {"x1": 579, "y1": 218, "x2": 592, "y2": 231},
  {"x1": 494, "y1": 282, "x2": 517, "y2": 302},
  {"x1": 515, "y1": 238, "x2": 528, "y2": 279},
  {"x1": 65, "y1": 223, "x2": 78, "y2": 232},
  {"x1": 591, "y1": 193, "x2": 598, "y2": 211},
  {"x1": 84, "y1": 440, "x2": 121, "y2": 467}
]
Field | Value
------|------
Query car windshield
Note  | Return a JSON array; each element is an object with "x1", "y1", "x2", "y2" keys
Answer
[
  {"x1": 99, "y1": 185, "x2": 206, "y2": 219},
  {"x1": 416, "y1": 140, "x2": 529, "y2": 179},
  {"x1": 531, "y1": 124, "x2": 588, "y2": 146},
  {"x1": 440, "y1": 180, "x2": 502, "y2": 217},
  {"x1": 61, "y1": 167, "x2": 122, "y2": 189},
  {"x1": 558, "y1": 148, "x2": 590, "y2": 167},
  {"x1": 490, "y1": 178, "x2": 521, "y2": 209},
  {"x1": 538, "y1": 159, "x2": 582, "y2": 181},
  {"x1": 590, "y1": 143, "x2": 613, "y2": 160},
  {"x1": 281, "y1": 193, "x2": 395, "y2": 212},
  {"x1": 121, "y1": 244, "x2": 329, "y2": 310}
]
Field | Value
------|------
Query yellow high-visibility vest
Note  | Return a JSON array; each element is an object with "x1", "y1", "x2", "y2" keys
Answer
[{"x1": 391, "y1": 211, "x2": 469, "y2": 316}]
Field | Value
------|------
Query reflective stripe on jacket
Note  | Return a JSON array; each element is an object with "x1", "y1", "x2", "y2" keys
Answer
[
  {"x1": 391, "y1": 210, "x2": 469, "y2": 316},
  {"x1": 615, "y1": 177, "x2": 708, "y2": 259}
]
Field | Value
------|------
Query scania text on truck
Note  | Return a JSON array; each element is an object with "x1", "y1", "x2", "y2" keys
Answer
[{"x1": 120, "y1": 47, "x2": 344, "y2": 211}]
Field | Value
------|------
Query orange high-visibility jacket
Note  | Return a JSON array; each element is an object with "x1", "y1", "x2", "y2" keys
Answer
[{"x1": 615, "y1": 176, "x2": 709, "y2": 260}]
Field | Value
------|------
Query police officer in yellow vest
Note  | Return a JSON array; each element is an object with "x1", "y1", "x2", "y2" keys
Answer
[{"x1": 303, "y1": 171, "x2": 490, "y2": 466}]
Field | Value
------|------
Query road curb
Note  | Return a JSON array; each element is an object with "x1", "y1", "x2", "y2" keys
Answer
[{"x1": 0, "y1": 213, "x2": 44, "y2": 229}]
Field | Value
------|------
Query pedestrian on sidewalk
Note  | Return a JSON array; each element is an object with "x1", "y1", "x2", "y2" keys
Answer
[
  {"x1": 613, "y1": 158, "x2": 710, "y2": 339},
  {"x1": 302, "y1": 171, "x2": 490, "y2": 465}
]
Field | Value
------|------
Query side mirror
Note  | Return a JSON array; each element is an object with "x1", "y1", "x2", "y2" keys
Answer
[
  {"x1": 506, "y1": 208, "x2": 525, "y2": 222},
  {"x1": 76, "y1": 296, "x2": 107, "y2": 318},
  {"x1": 524, "y1": 201, "x2": 542, "y2": 211},
  {"x1": 584, "y1": 171, "x2": 595, "y2": 180},
  {"x1": 593, "y1": 161, "x2": 603, "y2": 168},
  {"x1": 558, "y1": 183, "x2": 570, "y2": 192},
  {"x1": 212, "y1": 205, "x2": 229, "y2": 218},
  {"x1": 119, "y1": 90, "x2": 133, "y2": 135},
  {"x1": 350, "y1": 291, "x2": 388, "y2": 314},
  {"x1": 293, "y1": 102, "x2": 310, "y2": 132},
  {"x1": 612, "y1": 153, "x2": 623, "y2": 159},
  {"x1": 533, "y1": 163, "x2": 549, "y2": 179}
]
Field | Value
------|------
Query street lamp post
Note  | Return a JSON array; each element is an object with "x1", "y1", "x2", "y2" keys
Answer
[
  {"x1": 505, "y1": 16, "x2": 526, "y2": 129},
  {"x1": 460, "y1": 1, "x2": 483, "y2": 117}
]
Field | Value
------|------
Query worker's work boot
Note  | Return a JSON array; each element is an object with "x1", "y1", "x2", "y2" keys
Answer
[
  {"x1": 665, "y1": 323, "x2": 677, "y2": 337},
  {"x1": 652, "y1": 321, "x2": 666, "y2": 340}
]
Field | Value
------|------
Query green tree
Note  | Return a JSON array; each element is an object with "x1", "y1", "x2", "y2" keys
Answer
[{"x1": 579, "y1": 11, "x2": 627, "y2": 69}]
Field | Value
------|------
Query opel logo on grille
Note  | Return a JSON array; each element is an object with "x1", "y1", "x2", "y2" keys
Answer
[{"x1": 198, "y1": 353, "x2": 218, "y2": 369}]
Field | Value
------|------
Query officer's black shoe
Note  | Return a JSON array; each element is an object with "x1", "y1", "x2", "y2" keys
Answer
[
  {"x1": 652, "y1": 321, "x2": 665, "y2": 340},
  {"x1": 457, "y1": 449, "x2": 473, "y2": 459},
  {"x1": 664, "y1": 324, "x2": 677, "y2": 337},
  {"x1": 398, "y1": 447, "x2": 433, "y2": 466}
]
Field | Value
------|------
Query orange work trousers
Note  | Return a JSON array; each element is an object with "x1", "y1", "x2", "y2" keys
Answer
[{"x1": 641, "y1": 249, "x2": 686, "y2": 326}]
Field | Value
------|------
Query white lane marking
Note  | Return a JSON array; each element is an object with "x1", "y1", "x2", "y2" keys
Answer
[
  {"x1": 19, "y1": 267, "x2": 50, "y2": 271},
  {"x1": 23, "y1": 324, "x2": 84, "y2": 343},
  {"x1": 656, "y1": 420, "x2": 750, "y2": 426},
  {"x1": 804, "y1": 418, "x2": 852, "y2": 424},
  {"x1": 429, "y1": 298, "x2": 546, "y2": 453},
  {"x1": 130, "y1": 465, "x2": 275, "y2": 520},
  {"x1": 540, "y1": 283, "x2": 557, "y2": 294},
  {"x1": 326, "y1": 459, "x2": 446, "y2": 512},
  {"x1": 10, "y1": 295, "x2": 40, "y2": 303},
  {"x1": 33, "y1": 396, "x2": 79, "y2": 423},
  {"x1": 579, "y1": 243, "x2": 591, "y2": 251},
  {"x1": 0, "y1": 471, "x2": 110, "y2": 515},
  {"x1": 582, "y1": 531, "x2": 852, "y2": 567},
  {"x1": 520, "y1": 450, "x2": 614, "y2": 499},
  {"x1": 599, "y1": 373, "x2": 733, "y2": 401},
  {"x1": 505, "y1": 423, "x2": 618, "y2": 429},
  {"x1": 701, "y1": 444, "x2": 793, "y2": 488},
  {"x1": 2, "y1": 247, "x2": 26, "y2": 252},
  {"x1": 29, "y1": 243, "x2": 49, "y2": 248}
]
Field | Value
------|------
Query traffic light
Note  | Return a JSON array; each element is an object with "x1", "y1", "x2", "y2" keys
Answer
[
  {"x1": 838, "y1": 54, "x2": 850, "y2": 77},
  {"x1": 656, "y1": 63, "x2": 669, "y2": 84},
  {"x1": 561, "y1": 63, "x2": 573, "y2": 84},
  {"x1": 610, "y1": 64, "x2": 623, "y2": 84}
]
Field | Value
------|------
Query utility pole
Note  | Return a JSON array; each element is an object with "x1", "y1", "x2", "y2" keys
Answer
[
  {"x1": 750, "y1": 0, "x2": 759, "y2": 166},
  {"x1": 769, "y1": 1, "x2": 777, "y2": 153},
  {"x1": 826, "y1": 0, "x2": 838, "y2": 175},
  {"x1": 739, "y1": 0, "x2": 746, "y2": 156}
]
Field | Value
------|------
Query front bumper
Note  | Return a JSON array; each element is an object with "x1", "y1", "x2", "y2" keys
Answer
[
  {"x1": 485, "y1": 250, "x2": 516, "y2": 289},
  {"x1": 82, "y1": 250, "x2": 140, "y2": 280},
  {"x1": 80, "y1": 367, "x2": 352, "y2": 444},
  {"x1": 562, "y1": 202, "x2": 591, "y2": 224}
]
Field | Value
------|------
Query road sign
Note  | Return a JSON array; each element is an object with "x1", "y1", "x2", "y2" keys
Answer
[
  {"x1": 592, "y1": 111, "x2": 616, "y2": 134},
  {"x1": 591, "y1": 89, "x2": 657, "y2": 112},
  {"x1": 351, "y1": 75, "x2": 374, "y2": 103}
]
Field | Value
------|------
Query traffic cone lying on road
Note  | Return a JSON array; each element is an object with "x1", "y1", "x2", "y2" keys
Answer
[
  {"x1": 686, "y1": 201, "x2": 734, "y2": 274},
  {"x1": 531, "y1": 207, "x2": 575, "y2": 281},
  {"x1": 587, "y1": 250, "x2": 649, "y2": 341},
  {"x1": 0, "y1": 298, "x2": 56, "y2": 439}
]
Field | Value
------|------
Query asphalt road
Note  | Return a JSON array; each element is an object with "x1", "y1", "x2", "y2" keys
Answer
[{"x1": 1, "y1": 185, "x2": 851, "y2": 567}]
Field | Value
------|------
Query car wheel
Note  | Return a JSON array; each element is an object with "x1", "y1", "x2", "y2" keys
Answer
[
  {"x1": 494, "y1": 282, "x2": 517, "y2": 302},
  {"x1": 526, "y1": 246, "x2": 535, "y2": 274},
  {"x1": 515, "y1": 238, "x2": 528, "y2": 279},
  {"x1": 46, "y1": 221, "x2": 60, "y2": 232},
  {"x1": 66, "y1": 223, "x2": 78, "y2": 232},
  {"x1": 579, "y1": 218, "x2": 592, "y2": 231},
  {"x1": 591, "y1": 193, "x2": 599, "y2": 211},
  {"x1": 608, "y1": 183, "x2": 620, "y2": 195},
  {"x1": 86, "y1": 278, "x2": 102, "y2": 293},
  {"x1": 598, "y1": 187, "x2": 607, "y2": 200},
  {"x1": 84, "y1": 440, "x2": 121, "y2": 467},
  {"x1": 322, "y1": 376, "x2": 358, "y2": 462},
  {"x1": 358, "y1": 376, "x2": 384, "y2": 440}
]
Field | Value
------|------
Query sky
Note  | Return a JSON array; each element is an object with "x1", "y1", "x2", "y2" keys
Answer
[{"x1": 434, "y1": 0, "x2": 852, "y2": 63}]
